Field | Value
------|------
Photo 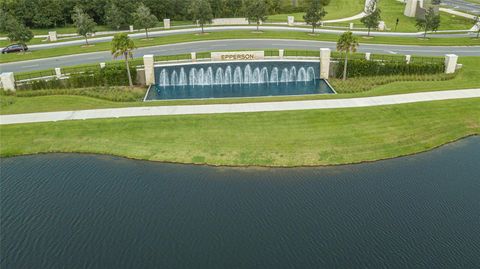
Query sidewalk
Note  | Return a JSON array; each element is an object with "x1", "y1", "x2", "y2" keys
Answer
[{"x1": 1, "y1": 89, "x2": 479, "y2": 125}]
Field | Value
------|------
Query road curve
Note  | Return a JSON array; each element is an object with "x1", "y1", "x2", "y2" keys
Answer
[
  {"x1": 1, "y1": 39, "x2": 479, "y2": 73},
  {"x1": 1, "y1": 89, "x2": 479, "y2": 125},
  {"x1": 3, "y1": 25, "x2": 477, "y2": 52}
]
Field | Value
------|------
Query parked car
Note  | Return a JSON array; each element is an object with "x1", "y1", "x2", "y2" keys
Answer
[{"x1": 1, "y1": 44, "x2": 28, "y2": 54}]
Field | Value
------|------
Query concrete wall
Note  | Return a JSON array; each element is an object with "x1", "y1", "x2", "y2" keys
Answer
[{"x1": 212, "y1": 18, "x2": 249, "y2": 25}]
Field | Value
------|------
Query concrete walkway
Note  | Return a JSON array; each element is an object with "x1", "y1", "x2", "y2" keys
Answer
[
  {"x1": 1, "y1": 89, "x2": 479, "y2": 125},
  {"x1": 323, "y1": 12, "x2": 367, "y2": 23}
]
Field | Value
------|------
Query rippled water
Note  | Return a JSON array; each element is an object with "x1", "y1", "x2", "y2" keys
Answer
[{"x1": 1, "y1": 137, "x2": 480, "y2": 268}]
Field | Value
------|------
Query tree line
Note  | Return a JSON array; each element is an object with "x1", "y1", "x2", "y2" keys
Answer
[{"x1": 0, "y1": 0, "x2": 309, "y2": 29}]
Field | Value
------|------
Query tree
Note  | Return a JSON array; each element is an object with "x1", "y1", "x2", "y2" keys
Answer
[
  {"x1": 190, "y1": 0, "x2": 214, "y2": 34},
  {"x1": 4, "y1": 17, "x2": 34, "y2": 53},
  {"x1": 303, "y1": 0, "x2": 327, "y2": 34},
  {"x1": 245, "y1": 0, "x2": 268, "y2": 31},
  {"x1": 105, "y1": 3, "x2": 127, "y2": 30},
  {"x1": 473, "y1": 16, "x2": 480, "y2": 39},
  {"x1": 360, "y1": 0, "x2": 381, "y2": 36},
  {"x1": 133, "y1": 4, "x2": 159, "y2": 39},
  {"x1": 416, "y1": 7, "x2": 440, "y2": 38},
  {"x1": 32, "y1": 0, "x2": 63, "y2": 27},
  {"x1": 111, "y1": 33, "x2": 136, "y2": 87},
  {"x1": 72, "y1": 6, "x2": 96, "y2": 45},
  {"x1": 336, "y1": 31, "x2": 359, "y2": 81}
]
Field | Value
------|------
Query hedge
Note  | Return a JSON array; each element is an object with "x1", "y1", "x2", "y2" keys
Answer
[
  {"x1": 334, "y1": 59, "x2": 445, "y2": 78},
  {"x1": 19, "y1": 65, "x2": 137, "y2": 91}
]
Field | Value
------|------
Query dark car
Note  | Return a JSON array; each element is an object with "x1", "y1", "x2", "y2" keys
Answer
[{"x1": 1, "y1": 44, "x2": 28, "y2": 54}]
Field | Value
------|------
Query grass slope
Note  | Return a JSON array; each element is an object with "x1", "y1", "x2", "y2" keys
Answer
[
  {"x1": 268, "y1": 0, "x2": 365, "y2": 22},
  {"x1": 1, "y1": 98, "x2": 479, "y2": 166}
]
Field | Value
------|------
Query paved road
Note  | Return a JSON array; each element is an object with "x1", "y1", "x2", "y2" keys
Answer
[
  {"x1": 1, "y1": 89, "x2": 479, "y2": 124},
  {"x1": 2, "y1": 25, "x2": 476, "y2": 52},
  {"x1": 2, "y1": 39, "x2": 479, "y2": 73},
  {"x1": 442, "y1": 0, "x2": 480, "y2": 15}
]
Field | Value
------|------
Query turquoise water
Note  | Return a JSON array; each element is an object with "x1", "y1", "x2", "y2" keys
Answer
[
  {"x1": 1, "y1": 137, "x2": 480, "y2": 268},
  {"x1": 146, "y1": 61, "x2": 334, "y2": 100}
]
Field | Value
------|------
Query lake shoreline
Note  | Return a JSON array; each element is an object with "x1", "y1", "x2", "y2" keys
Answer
[{"x1": 2, "y1": 134, "x2": 477, "y2": 169}]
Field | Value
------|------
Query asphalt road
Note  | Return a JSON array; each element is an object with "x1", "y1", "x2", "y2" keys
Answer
[
  {"x1": 1, "y1": 25, "x2": 476, "y2": 52},
  {"x1": 1, "y1": 39, "x2": 479, "y2": 73},
  {"x1": 442, "y1": 0, "x2": 480, "y2": 15}
]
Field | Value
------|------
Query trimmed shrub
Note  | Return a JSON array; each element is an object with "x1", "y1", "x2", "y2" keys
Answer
[
  {"x1": 19, "y1": 65, "x2": 137, "y2": 91},
  {"x1": 334, "y1": 59, "x2": 445, "y2": 78},
  {"x1": 11, "y1": 87, "x2": 146, "y2": 102}
]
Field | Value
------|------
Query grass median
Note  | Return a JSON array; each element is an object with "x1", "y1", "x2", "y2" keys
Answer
[
  {"x1": 1, "y1": 30, "x2": 479, "y2": 64},
  {"x1": 1, "y1": 98, "x2": 479, "y2": 166}
]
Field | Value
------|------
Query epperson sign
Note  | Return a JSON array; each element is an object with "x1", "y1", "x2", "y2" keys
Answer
[{"x1": 211, "y1": 51, "x2": 265, "y2": 61}]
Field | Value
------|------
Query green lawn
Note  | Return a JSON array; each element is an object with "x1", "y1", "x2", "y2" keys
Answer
[
  {"x1": 348, "y1": 0, "x2": 475, "y2": 32},
  {"x1": 1, "y1": 30, "x2": 479, "y2": 64},
  {"x1": 267, "y1": 0, "x2": 365, "y2": 22},
  {"x1": 1, "y1": 98, "x2": 479, "y2": 166}
]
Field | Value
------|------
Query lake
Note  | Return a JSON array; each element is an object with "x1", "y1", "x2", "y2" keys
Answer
[{"x1": 1, "y1": 137, "x2": 479, "y2": 268}]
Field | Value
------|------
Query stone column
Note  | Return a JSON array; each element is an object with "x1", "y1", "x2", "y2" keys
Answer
[
  {"x1": 48, "y1": 31, "x2": 57, "y2": 42},
  {"x1": 279, "y1": 49, "x2": 284, "y2": 59},
  {"x1": 365, "y1": 53, "x2": 371, "y2": 60},
  {"x1": 143, "y1": 55, "x2": 155, "y2": 85},
  {"x1": 405, "y1": 55, "x2": 411, "y2": 64},
  {"x1": 349, "y1": 23, "x2": 354, "y2": 29},
  {"x1": 378, "y1": 21, "x2": 386, "y2": 31},
  {"x1": 404, "y1": 0, "x2": 418, "y2": 17},
  {"x1": 55, "y1": 68, "x2": 62, "y2": 79},
  {"x1": 129, "y1": 25, "x2": 134, "y2": 32},
  {"x1": 287, "y1": 16, "x2": 295, "y2": 26},
  {"x1": 444, "y1": 54, "x2": 458, "y2": 74},
  {"x1": 320, "y1": 48, "x2": 331, "y2": 79},
  {"x1": 164, "y1": 19, "x2": 171, "y2": 29},
  {"x1": 1, "y1": 72, "x2": 16, "y2": 91},
  {"x1": 191, "y1": 52, "x2": 197, "y2": 62}
]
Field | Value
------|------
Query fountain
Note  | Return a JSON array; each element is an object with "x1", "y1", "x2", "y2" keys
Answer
[{"x1": 148, "y1": 61, "x2": 334, "y2": 100}]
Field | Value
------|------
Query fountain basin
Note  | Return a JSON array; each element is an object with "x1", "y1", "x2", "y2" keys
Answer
[{"x1": 145, "y1": 60, "x2": 335, "y2": 101}]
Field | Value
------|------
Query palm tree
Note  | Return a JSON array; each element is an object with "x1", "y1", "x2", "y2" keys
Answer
[
  {"x1": 336, "y1": 31, "x2": 359, "y2": 81},
  {"x1": 111, "y1": 33, "x2": 136, "y2": 87}
]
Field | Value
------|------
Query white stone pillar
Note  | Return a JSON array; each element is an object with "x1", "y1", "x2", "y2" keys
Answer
[
  {"x1": 320, "y1": 48, "x2": 331, "y2": 79},
  {"x1": 143, "y1": 55, "x2": 155, "y2": 85},
  {"x1": 378, "y1": 21, "x2": 386, "y2": 31},
  {"x1": 279, "y1": 49, "x2": 284, "y2": 59},
  {"x1": 55, "y1": 68, "x2": 62, "y2": 79},
  {"x1": 349, "y1": 23, "x2": 354, "y2": 29},
  {"x1": 164, "y1": 19, "x2": 171, "y2": 29},
  {"x1": 404, "y1": 0, "x2": 419, "y2": 17},
  {"x1": 405, "y1": 55, "x2": 411, "y2": 64},
  {"x1": 1, "y1": 72, "x2": 16, "y2": 91},
  {"x1": 365, "y1": 53, "x2": 371, "y2": 60},
  {"x1": 191, "y1": 52, "x2": 197, "y2": 62},
  {"x1": 287, "y1": 16, "x2": 295, "y2": 26},
  {"x1": 445, "y1": 54, "x2": 458, "y2": 74},
  {"x1": 100, "y1": 62, "x2": 106, "y2": 68},
  {"x1": 48, "y1": 31, "x2": 57, "y2": 42},
  {"x1": 129, "y1": 25, "x2": 134, "y2": 32}
]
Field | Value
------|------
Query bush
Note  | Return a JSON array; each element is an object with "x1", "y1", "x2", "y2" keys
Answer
[
  {"x1": 334, "y1": 59, "x2": 445, "y2": 78},
  {"x1": 10, "y1": 87, "x2": 146, "y2": 102},
  {"x1": 329, "y1": 73, "x2": 456, "y2": 93},
  {"x1": 19, "y1": 65, "x2": 138, "y2": 91}
]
